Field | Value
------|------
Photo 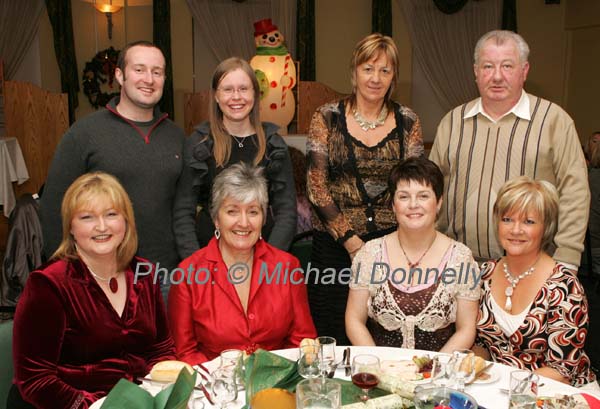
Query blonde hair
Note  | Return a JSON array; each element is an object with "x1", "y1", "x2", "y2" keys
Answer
[
  {"x1": 349, "y1": 33, "x2": 400, "y2": 111},
  {"x1": 209, "y1": 57, "x2": 266, "y2": 167},
  {"x1": 586, "y1": 132, "x2": 600, "y2": 168},
  {"x1": 52, "y1": 172, "x2": 138, "y2": 271},
  {"x1": 493, "y1": 176, "x2": 558, "y2": 252}
]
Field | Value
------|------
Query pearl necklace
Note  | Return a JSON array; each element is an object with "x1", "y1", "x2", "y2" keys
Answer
[
  {"x1": 502, "y1": 257, "x2": 539, "y2": 312},
  {"x1": 352, "y1": 105, "x2": 388, "y2": 131},
  {"x1": 87, "y1": 265, "x2": 120, "y2": 293}
]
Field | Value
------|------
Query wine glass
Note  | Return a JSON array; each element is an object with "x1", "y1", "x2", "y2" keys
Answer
[
  {"x1": 298, "y1": 344, "x2": 321, "y2": 379},
  {"x1": 210, "y1": 368, "x2": 238, "y2": 408},
  {"x1": 316, "y1": 336, "x2": 336, "y2": 377},
  {"x1": 351, "y1": 354, "x2": 380, "y2": 401}
]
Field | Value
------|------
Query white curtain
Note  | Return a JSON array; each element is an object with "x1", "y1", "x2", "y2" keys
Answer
[
  {"x1": 397, "y1": 0, "x2": 502, "y2": 112},
  {"x1": 0, "y1": 0, "x2": 45, "y2": 79},
  {"x1": 186, "y1": 0, "x2": 296, "y2": 62}
]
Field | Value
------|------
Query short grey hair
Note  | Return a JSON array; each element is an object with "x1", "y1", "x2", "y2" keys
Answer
[
  {"x1": 210, "y1": 162, "x2": 269, "y2": 222},
  {"x1": 474, "y1": 30, "x2": 530, "y2": 66}
]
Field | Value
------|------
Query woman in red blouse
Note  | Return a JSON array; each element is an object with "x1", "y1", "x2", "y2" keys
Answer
[
  {"x1": 168, "y1": 163, "x2": 316, "y2": 364},
  {"x1": 9, "y1": 172, "x2": 175, "y2": 409},
  {"x1": 474, "y1": 176, "x2": 598, "y2": 390}
]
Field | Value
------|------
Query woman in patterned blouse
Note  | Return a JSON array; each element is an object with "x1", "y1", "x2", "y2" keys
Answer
[
  {"x1": 306, "y1": 33, "x2": 423, "y2": 344},
  {"x1": 474, "y1": 176, "x2": 598, "y2": 389},
  {"x1": 345, "y1": 157, "x2": 480, "y2": 351}
]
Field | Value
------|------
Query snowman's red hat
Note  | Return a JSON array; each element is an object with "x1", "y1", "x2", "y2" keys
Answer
[{"x1": 253, "y1": 18, "x2": 278, "y2": 37}]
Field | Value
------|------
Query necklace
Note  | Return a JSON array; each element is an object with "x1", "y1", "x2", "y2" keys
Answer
[
  {"x1": 231, "y1": 134, "x2": 246, "y2": 148},
  {"x1": 398, "y1": 233, "x2": 437, "y2": 269},
  {"x1": 87, "y1": 265, "x2": 119, "y2": 293},
  {"x1": 353, "y1": 105, "x2": 388, "y2": 131},
  {"x1": 502, "y1": 256, "x2": 539, "y2": 312}
]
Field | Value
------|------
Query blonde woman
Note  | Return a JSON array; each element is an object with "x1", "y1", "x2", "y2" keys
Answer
[
  {"x1": 174, "y1": 57, "x2": 296, "y2": 259},
  {"x1": 10, "y1": 172, "x2": 174, "y2": 408}
]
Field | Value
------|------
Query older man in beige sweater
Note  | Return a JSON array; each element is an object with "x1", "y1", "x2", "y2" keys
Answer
[{"x1": 430, "y1": 30, "x2": 589, "y2": 269}]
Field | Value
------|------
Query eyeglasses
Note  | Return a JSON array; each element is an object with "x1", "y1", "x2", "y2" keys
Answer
[{"x1": 217, "y1": 86, "x2": 253, "y2": 96}]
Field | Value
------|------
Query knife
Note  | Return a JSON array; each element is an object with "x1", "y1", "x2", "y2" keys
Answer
[{"x1": 344, "y1": 347, "x2": 351, "y2": 376}]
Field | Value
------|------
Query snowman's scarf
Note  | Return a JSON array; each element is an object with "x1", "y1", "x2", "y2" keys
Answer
[{"x1": 255, "y1": 45, "x2": 289, "y2": 56}]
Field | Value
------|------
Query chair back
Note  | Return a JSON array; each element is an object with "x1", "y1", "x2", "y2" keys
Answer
[
  {"x1": 0, "y1": 320, "x2": 14, "y2": 406},
  {"x1": 289, "y1": 231, "x2": 313, "y2": 272}
]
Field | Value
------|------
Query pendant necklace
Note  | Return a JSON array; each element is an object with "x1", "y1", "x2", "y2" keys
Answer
[
  {"x1": 502, "y1": 256, "x2": 540, "y2": 312},
  {"x1": 231, "y1": 134, "x2": 245, "y2": 148},
  {"x1": 87, "y1": 265, "x2": 119, "y2": 293},
  {"x1": 398, "y1": 233, "x2": 437, "y2": 269},
  {"x1": 353, "y1": 104, "x2": 388, "y2": 132}
]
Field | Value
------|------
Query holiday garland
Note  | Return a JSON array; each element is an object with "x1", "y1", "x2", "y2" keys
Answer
[{"x1": 82, "y1": 47, "x2": 120, "y2": 109}]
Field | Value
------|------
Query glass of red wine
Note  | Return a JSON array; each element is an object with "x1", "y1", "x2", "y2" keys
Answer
[{"x1": 351, "y1": 354, "x2": 380, "y2": 401}]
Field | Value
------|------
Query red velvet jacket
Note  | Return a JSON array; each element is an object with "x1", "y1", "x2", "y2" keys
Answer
[
  {"x1": 12, "y1": 257, "x2": 175, "y2": 409},
  {"x1": 168, "y1": 238, "x2": 316, "y2": 364}
]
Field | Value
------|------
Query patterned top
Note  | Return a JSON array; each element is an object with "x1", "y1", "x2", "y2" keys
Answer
[
  {"x1": 350, "y1": 237, "x2": 481, "y2": 350},
  {"x1": 307, "y1": 99, "x2": 423, "y2": 243},
  {"x1": 476, "y1": 260, "x2": 597, "y2": 387}
]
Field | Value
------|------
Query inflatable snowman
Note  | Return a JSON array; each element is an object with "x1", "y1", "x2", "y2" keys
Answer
[{"x1": 250, "y1": 18, "x2": 296, "y2": 133}]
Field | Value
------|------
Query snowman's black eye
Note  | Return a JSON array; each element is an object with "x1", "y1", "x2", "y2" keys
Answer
[
  {"x1": 262, "y1": 34, "x2": 268, "y2": 39},
  {"x1": 274, "y1": 33, "x2": 279, "y2": 38}
]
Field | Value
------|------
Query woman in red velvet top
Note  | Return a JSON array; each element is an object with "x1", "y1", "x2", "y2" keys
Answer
[
  {"x1": 9, "y1": 172, "x2": 175, "y2": 409},
  {"x1": 169, "y1": 163, "x2": 316, "y2": 364}
]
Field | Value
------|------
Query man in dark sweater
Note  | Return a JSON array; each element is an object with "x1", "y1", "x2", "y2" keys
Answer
[{"x1": 40, "y1": 41, "x2": 196, "y2": 299}]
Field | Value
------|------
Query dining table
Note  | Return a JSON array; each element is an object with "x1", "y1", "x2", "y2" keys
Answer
[{"x1": 90, "y1": 345, "x2": 599, "y2": 408}]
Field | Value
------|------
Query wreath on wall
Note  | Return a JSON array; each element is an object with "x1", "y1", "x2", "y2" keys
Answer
[{"x1": 82, "y1": 47, "x2": 120, "y2": 109}]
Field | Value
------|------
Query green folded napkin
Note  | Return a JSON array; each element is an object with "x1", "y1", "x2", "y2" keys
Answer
[
  {"x1": 100, "y1": 369, "x2": 196, "y2": 409},
  {"x1": 244, "y1": 349, "x2": 391, "y2": 407}
]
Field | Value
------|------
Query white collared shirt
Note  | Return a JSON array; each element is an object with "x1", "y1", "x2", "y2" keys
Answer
[{"x1": 463, "y1": 90, "x2": 531, "y2": 123}]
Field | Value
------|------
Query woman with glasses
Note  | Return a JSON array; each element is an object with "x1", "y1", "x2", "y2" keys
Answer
[{"x1": 174, "y1": 57, "x2": 296, "y2": 258}]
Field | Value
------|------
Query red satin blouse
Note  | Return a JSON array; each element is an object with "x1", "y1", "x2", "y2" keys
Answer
[
  {"x1": 12, "y1": 257, "x2": 175, "y2": 409},
  {"x1": 168, "y1": 238, "x2": 317, "y2": 364}
]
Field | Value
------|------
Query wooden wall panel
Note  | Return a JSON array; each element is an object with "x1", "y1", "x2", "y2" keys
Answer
[
  {"x1": 4, "y1": 81, "x2": 68, "y2": 197},
  {"x1": 183, "y1": 90, "x2": 211, "y2": 135}
]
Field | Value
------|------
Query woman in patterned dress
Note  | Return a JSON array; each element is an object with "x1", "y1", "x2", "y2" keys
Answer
[
  {"x1": 306, "y1": 33, "x2": 424, "y2": 344},
  {"x1": 345, "y1": 157, "x2": 480, "y2": 352},
  {"x1": 474, "y1": 176, "x2": 598, "y2": 389}
]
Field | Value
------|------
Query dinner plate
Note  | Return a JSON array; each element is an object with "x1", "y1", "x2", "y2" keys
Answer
[
  {"x1": 471, "y1": 368, "x2": 500, "y2": 385},
  {"x1": 89, "y1": 397, "x2": 105, "y2": 409}
]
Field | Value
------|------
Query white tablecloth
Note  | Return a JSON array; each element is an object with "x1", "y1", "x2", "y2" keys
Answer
[
  {"x1": 0, "y1": 136, "x2": 29, "y2": 217},
  {"x1": 203, "y1": 346, "x2": 597, "y2": 408},
  {"x1": 90, "y1": 346, "x2": 599, "y2": 408}
]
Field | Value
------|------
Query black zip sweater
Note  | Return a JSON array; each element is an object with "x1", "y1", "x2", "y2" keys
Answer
[{"x1": 40, "y1": 97, "x2": 197, "y2": 272}]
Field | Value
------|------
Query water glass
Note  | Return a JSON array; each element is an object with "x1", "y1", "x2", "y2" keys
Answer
[
  {"x1": 296, "y1": 378, "x2": 342, "y2": 409},
  {"x1": 316, "y1": 336, "x2": 336, "y2": 377},
  {"x1": 450, "y1": 349, "x2": 477, "y2": 391},
  {"x1": 211, "y1": 368, "x2": 238, "y2": 408},
  {"x1": 220, "y1": 349, "x2": 244, "y2": 389},
  {"x1": 508, "y1": 370, "x2": 538, "y2": 409},
  {"x1": 430, "y1": 354, "x2": 453, "y2": 387},
  {"x1": 298, "y1": 344, "x2": 321, "y2": 379}
]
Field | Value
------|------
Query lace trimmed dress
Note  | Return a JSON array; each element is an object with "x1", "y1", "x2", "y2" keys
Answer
[{"x1": 350, "y1": 236, "x2": 481, "y2": 351}]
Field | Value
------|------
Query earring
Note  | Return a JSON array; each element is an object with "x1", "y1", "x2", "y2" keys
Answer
[{"x1": 214, "y1": 228, "x2": 221, "y2": 240}]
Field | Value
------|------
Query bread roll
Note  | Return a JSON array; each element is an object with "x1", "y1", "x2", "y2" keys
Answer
[
  {"x1": 150, "y1": 360, "x2": 194, "y2": 383},
  {"x1": 458, "y1": 354, "x2": 487, "y2": 375},
  {"x1": 300, "y1": 338, "x2": 318, "y2": 354}
]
